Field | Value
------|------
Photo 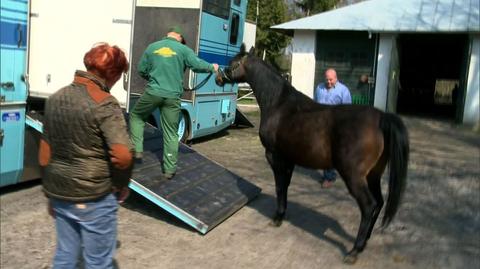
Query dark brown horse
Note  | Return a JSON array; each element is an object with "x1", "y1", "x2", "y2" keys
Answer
[{"x1": 216, "y1": 46, "x2": 409, "y2": 264}]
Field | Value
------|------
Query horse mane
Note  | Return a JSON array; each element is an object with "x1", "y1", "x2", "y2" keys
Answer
[
  {"x1": 246, "y1": 56, "x2": 318, "y2": 112},
  {"x1": 248, "y1": 56, "x2": 286, "y2": 85}
]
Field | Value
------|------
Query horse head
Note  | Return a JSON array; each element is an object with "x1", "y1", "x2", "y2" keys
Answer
[{"x1": 215, "y1": 44, "x2": 254, "y2": 86}]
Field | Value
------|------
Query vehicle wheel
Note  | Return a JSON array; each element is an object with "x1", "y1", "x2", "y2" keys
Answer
[
  {"x1": 178, "y1": 111, "x2": 190, "y2": 143},
  {"x1": 147, "y1": 114, "x2": 158, "y2": 128}
]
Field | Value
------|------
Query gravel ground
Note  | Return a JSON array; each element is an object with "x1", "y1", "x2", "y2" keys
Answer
[{"x1": 1, "y1": 111, "x2": 479, "y2": 269}]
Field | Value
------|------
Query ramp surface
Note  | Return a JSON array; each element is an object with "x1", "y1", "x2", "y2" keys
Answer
[{"x1": 130, "y1": 125, "x2": 261, "y2": 234}]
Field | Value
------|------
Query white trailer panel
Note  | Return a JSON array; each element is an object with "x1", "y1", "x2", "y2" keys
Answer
[
  {"x1": 136, "y1": 0, "x2": 201, "y2": 9},
  {"x1": 28, "y1": 0, "x2": 133, "y2": 106}
]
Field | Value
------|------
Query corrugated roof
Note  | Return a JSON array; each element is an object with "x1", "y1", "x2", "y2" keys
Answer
[{"x1": 272, "y1": 0, "x2": 480, "y2": 33}]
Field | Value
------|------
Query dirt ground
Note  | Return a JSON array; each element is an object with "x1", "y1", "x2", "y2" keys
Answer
[{"x1": 1, "y1": 111, "x2": 479, "y2": 269}]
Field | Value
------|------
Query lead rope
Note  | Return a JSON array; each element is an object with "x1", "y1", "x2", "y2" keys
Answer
[{"x1": 183, "y1": 72, "x2": 213, "y2": 92}]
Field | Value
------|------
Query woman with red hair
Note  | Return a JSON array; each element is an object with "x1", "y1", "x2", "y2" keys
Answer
[{"x1": 39, "y1": 43, "x2": 132, "y2": 269}]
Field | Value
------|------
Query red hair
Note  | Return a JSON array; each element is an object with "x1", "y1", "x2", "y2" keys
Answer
[{"x1": 83, "y1": 43, "x2": 129, "y2": 81}]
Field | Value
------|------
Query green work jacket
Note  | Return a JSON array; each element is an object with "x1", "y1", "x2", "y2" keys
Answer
[{"x1": 138, "y1": 37, "x2": 214, "y2": 98}]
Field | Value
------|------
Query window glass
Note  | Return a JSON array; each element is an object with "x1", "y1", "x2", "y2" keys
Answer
[
  {"x1": 203, "y1": 0, "x2": 230, "y2": 19},
  {"x1": 230, "y1": 13, "x2": 239, "y2": 44}
]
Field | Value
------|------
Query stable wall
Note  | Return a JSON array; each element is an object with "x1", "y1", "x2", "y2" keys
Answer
[
  {"x1": 290, "y1": 30, "x2": 317, "y2": 98},
  {"x1": 243, "y1": 21, "x2": 256, "y2": 51},
  {"x1": 373, "y1": 33, "x2": 394, "y2": 111},
  {"x1": 464, "y1": 34, "x2": 480, "y2": 126}
]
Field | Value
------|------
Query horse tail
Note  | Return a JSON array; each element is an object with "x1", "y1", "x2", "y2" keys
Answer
[{"x1": 380, "y1": 112, "x2": 409, "y2": 227}]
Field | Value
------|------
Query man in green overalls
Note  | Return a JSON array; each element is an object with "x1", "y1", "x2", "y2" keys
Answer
[{"x1": 130, "y1": 26, "x2": 219, "y2": 180}]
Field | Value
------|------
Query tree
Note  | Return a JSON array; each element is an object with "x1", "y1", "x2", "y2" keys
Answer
[
  {"x1": 295, "y1": 0, "x2": 339, "y2": 16},
  {"x1": 246, "y1": 0, "x2": 258, "y2": 22},
  {"x1": 246, "y1": 0, "x2": 290, "y2": 70}
]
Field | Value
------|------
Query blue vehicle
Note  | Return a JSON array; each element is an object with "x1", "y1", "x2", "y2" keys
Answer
[
  {"x1": 0, "y1": 0, "x2": 38, "y2": 187},
  {"x1": 129, "y1": 0, "x2": 248, "y2": 141},
  {"x1": 0, "y1": 0, "x2": 250, "y2": 187}
]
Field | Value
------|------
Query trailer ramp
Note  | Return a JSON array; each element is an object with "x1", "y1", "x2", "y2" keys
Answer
[{"x1": 130, "y1": 125, "x2": 261, "y2": 234}]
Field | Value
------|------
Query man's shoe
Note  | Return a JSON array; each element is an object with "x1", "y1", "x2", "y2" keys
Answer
[
  {"x1": 134, "y1": 152, "x2": 143, "y2": 159},
  {"x1": 164, "y1": 172, "x2": 175, "y2": 180},
  {"x1": 133, "y1": 152, "x2": 143, "y2": 164}
]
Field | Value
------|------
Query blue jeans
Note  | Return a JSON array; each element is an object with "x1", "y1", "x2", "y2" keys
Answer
[
  {"x1": 323, "y1": 169, "x2": 337, "y2": 182},
  {"x1": 51, "y1": 193, "x2": 118, "y2": 269}
]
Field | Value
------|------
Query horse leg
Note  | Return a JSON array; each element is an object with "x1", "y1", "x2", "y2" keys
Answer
[
  {"x1": 342, "y1": 176, "x2": 377, "y2": 264},
  {"x1": 365, "y1": 165, "x2": 386, "y2": 240},
  {"x1": 265, "y1": 150, "x2": 294, "y2": 227}
]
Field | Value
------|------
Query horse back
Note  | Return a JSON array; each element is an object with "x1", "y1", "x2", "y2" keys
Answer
[
  {"x1": 330, "y1": 105, "x2": 383, "y2": 132},
  {"x1": 271, "y1": 104, "x2": 384, "y2": 170}
]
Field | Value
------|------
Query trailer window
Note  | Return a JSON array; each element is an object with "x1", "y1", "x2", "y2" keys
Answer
[
  {"x1": 234, "y1": 0, "x2": 241, "y2": 6},
  {"x1": 229, "y1": 13, "x2": 240, "y2": 44},
  {"x1": 203, "y1": 0, "x2": 230, "y2": 20}
]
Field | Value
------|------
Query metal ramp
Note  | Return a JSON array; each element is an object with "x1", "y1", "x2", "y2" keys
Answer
[{"x1": 130, "y1": 125, "x2": 261, "y2": 234}]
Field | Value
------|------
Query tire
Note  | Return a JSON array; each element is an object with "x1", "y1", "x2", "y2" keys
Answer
[
  {"x1": 147, "y1": 114, "x2": 158, "y2": 128},
  {"x1": 178, "y1": 111, "x2": 190, "y2": 143}
]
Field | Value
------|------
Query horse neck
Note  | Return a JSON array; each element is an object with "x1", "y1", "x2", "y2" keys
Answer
[{"x1": 245, "y1": 62, "x2": 286, "y2": 113}]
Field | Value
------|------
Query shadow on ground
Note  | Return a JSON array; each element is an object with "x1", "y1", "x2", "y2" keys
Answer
[
  {"x1": 246, "y1": 192, "x2": 356, "y2": 255},
  {"x1": 121, "y1": 192, "x2": 197, "y2": 233}
]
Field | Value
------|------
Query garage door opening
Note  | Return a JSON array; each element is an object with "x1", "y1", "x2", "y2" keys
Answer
[{"x1": 396, "y1": 34, "x2": 469, "y2": 120}]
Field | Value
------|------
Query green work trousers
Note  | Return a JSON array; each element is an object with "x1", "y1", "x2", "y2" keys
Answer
[{"x1": 129, "y1": 91, "x2": 180, "y2": 174}]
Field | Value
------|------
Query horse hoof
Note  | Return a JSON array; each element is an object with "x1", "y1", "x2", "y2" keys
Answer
[
  {"x1": 269, "y1": 219, "x2": 282, "y2": 227},
  {"x1": 343, "y1": 254, "x2": 358, "y2": 265}
]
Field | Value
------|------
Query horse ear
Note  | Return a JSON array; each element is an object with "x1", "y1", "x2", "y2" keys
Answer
[
  {"x1": 240, "y1": 43, "x2": 246, "y2": 55},
  {"x1": 248, "y1": 46, "x2": 255, "y2": 56}
]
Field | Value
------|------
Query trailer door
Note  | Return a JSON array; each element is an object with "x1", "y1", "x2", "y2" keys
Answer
[
  {"x1": 198, "y1": 0, "x2": 232, "y2": 94},
  {"x1": 224, "y1": 0, "x2": 246, "y2": 93},
  {"x1": 0, "y1": 0, "x2": 28, "y2": 187},
  {"x1": 1, "y1": 0, "x2": 28, "y2": 103}
]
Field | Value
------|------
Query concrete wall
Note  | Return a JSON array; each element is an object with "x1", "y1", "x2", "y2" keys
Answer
[
  {"x1": 373, "y1": 33, "x2": 394, "y2": 111},
  {"x1": 463, "y1": 34, "x2": 480, "y2": 126},
  {"x1": 290, "y1": 30, "x2": 317, "y2": 98},
  {"x1": 385, "y1": 35, "x2": 399, "y2": 113},
  {"x1": 239, "y1": 22, "x2": 256, "y2": 89},
  {"x1": 243, "y1": 22, "x2": 256, "y2": 51}
]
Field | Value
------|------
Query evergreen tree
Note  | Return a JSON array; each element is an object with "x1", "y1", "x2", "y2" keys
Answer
[
  {"x1": 295, "y1": 0, "x2": 339, "y2": 16},
  {"x1": 246, "y1": 0, "x2": 290, "y2": 69}
]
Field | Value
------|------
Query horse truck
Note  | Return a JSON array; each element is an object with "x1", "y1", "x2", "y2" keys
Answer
[{"x1": 0, "y1": 0, "x2": 250, "y2": 187}]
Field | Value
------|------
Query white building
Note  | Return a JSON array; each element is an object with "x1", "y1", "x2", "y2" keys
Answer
[
  {"x1": 273, "y1": 0, "x2": 479, "y2": 126},
  {"x1": 243, "y1": 20, "x2": 257, "y2": 51}
]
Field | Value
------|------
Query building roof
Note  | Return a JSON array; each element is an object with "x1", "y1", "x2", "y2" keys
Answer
[{"x1": 273, "y1": 0, "x2": 480, "y2": 33}]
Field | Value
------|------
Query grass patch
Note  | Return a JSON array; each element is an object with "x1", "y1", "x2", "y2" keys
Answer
[
  {"x1": 237, "y1": 98, "x2": 258, "y2": 105},
  {"x1": 244, "y1": 110, "x2": 260, "y2": 117}
]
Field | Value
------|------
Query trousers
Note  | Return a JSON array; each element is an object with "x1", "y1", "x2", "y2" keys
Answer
[
  {"x1": 129, "y1": 91, "x2": 181, "y2": 174},
  {"x1": 51, "y1": 193, "x2": 118, "y2": 269},
  {"x1": 323, "y1": 169, "x2": 337, "y2": 182}
]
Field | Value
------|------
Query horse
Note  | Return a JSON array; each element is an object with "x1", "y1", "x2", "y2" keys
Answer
[{"x1": 216, "y1": 46, "x2": 409, "y2": 264}]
